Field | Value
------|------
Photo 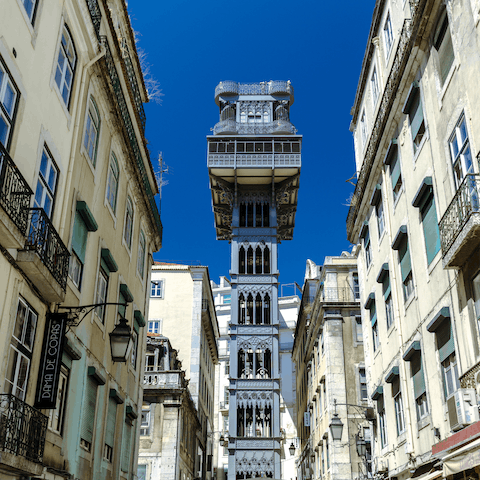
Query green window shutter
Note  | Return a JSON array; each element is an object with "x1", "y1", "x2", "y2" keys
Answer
[
  {"x1": 411, "y1": 353, "x2": 426, "y2": 399},
  {"x1": 383, "y1": 275, "x2": 391, "y2": 300},
  {"x1": 370, "y1": 302, "x2": 377, "y2": 326},
  {"x1": 80, "y1": 376, "x2": 98, "y2": 444},
  {"x1": 105, "y1": 397, "x2": 117, "y2": 448},
  {"x1": 390, "y1": 154, "x2": 401, "y2": 188},
  {"x1": 437, "y1": 319, "x2": 455, "y2": 362},
  {"x1": 421, "y1": 195, "x2": 441, "y2": 264},
  {"x1": 409, "y1": 92, "x2": 424, "y2": 141},
  {"x1": 72, "y1": 211, "x2": 88, "y2": 264},
  {"x1": 121, "y1": 421, "x2": 132, "y2": 472},
  {"x1": 438, "y1": 28, "x2": 454, "y2": 84},
  {"x1": 399, "y1": 240, "x2": 412, "y2": 281},
  {"x1": 118, "y1": 292, "x2": 126, "y2": 318}
]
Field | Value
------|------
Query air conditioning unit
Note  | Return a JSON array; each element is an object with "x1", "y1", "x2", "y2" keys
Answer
[
  {"x1": 374, "y1": 458, "x2": 388, "y2": 473},
  {"x1": 447, "y1": 388, "x2": 479, "y2": 431}
]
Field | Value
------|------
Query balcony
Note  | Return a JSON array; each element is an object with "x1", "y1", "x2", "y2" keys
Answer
[
  {"x1": 143, "y1": 370, "x2": 182, "y2": 390},
  {"x1": 17, "y1": 209, "x2": 70, "y2": 302},
  {"x1": 213, "y1": 119, "x2": 297, "y2": 135},
  {"x1": 215, "y1": 81, "x2": 294, "y2": 105},
  {"x1": 319, "y1": 287, "x2": 358, "y2": 304},
  {"x1": 439, "y1": 174, "x2": 480, "y2": 268},
  {"x1": 0, "y1": 143, "x2": 33, "y2": 248},
  {"x1": 0, "y1": 394, "x2": 48, "y2": 473}
]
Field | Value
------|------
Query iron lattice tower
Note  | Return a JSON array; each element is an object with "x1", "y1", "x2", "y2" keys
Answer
[{"x1": 208, "y1": 81, "x2": 301, "y2": 479}]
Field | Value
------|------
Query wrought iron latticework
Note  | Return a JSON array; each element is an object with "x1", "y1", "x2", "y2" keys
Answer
[
  {"x1": 86, "y1": 0, "x2": 102, "y2": 39},
  {"x1": 0, "y1": 393, "x2": 48, "y2": 463},
  {"x1": 0, "y1": 142, "x2": 33, "y2": 236}
]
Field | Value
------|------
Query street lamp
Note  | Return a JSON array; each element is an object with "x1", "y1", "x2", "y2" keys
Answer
[
  {"x1": 109, "y1": 314, "x2": 134, "y2": 362},
  {"x1": 289, "y1": 442, "x2": 296, "y2": 456},
  {"x1": 356, "y1": 433, "x2": 367, "y2": 457},
  {"x1": 329, "y1": 412, "x2": 344, "y2": 441}
]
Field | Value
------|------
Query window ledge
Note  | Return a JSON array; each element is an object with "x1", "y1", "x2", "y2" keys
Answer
[
  {"x1": 427, "y1": 251, "x2": 442, "y2": 275},
  {"x1": 404, "y1": 292, "x2": 415, "y2": 312},
  {"x1": 417, "y1": 414, "x2": 431, "y2": 432},
  {"x1": 413, "y1": 128, "x2": 429, "y2": 164}
]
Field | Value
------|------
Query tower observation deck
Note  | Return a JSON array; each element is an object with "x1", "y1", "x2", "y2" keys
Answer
[{"x1": 207, "y1": 80, "x2": 301, "y2": 479}]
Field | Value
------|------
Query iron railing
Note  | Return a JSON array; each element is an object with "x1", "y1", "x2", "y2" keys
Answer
[
  {"x1": 144, "y1": 371, "x2": 182, "y2": 388},
  {"x1": 100, "y1": 36, "x2": 162, "y2": 238},
  {"x1": 121, "y1": 42, "x2": 146, "y2": 130},
  {"x1": 215, "y1": 80, "x2": 294, "y2": 100},
  {"x1": 319, "y1": 287, "x2": 356, "y2": 303},
  {"x1": 0, "y1": 143, "x2": 33, "y2": 236},
  {"x1": 0, "y1": 394, "x2": 48, "y2": 463},
  {"x1": 439, "y1": 174, "x2": 480, "y2": 255},
  {"x1": 86, "y1": 0, "x2": 101, "y2": 39},
  {"x1": 213, "y1": 120, "x2": 297, "y2": 135},
  {"x1": 24, "y1": 209, "x2": 70, "y2": 290},
  {"x1": 346, "y1": 0, "x2": 427, "y2": 241}
]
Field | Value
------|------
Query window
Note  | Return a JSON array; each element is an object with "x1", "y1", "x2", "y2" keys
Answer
[
  {"x1": 473, "y1": 273, "x2": 480, "y2": 334},
  {"x1": 372, "y1": 320, "x2": 379, "y2": 352},
  {"x1": 405, "y1": 346, "x2": 429, "y2": 421},
  {"x1": 371, "y1": 66, "x2": 379, "y2": 105},
  {"x1": 371, "y1": 185, "x2": 385, "y2": 238},
  {"x1": 34, "y1": 146, "x2": 58, "y2": 218},
  {"x1": 225, "y1": 360, "x2": 230, "y2": 375},
  {"x1": 378, "y1": 395, "x2": 387, "y2": 448},
  {"x1": 362, "y1": 225, "x2": 372, "y2": 269},
  {"x1": 48, "y1": 366, "x2": 68, "y2": 434},
  {"x1": 404, "y1": 84, "x2": 425, "y2": 154},
  {"x1": 353, "y1": 273, "x2": 360, "y2": 299},
  {"x1": 379, "y1": 267, "x2": 394, "y2": 329},
  {"x1": 434, "y1": 9, "x2": 455, "y2": 86},
  {"x1": 94, "y1": 267, "x2": 108, "y2": 322},
  {"x1": 137, "y1": 465, "x2": 147, "y2": 480},
  {"x1": 224, "y1": 386, "x2": 229, "y2": 405},
  {"x1": 0, "y1": 59, "x2": 19, "y2": 148},
  {"x1": 393, "y1": 228, "x2": 414, "y2": 302},
  {"x1": 449, "y1": 114, "x2": 473, "y2": 189},
  {"x1": 148, "y1": 320, "x2": 161, "y2": 334},
  {"x1": 80, "y1": 374, "x2": 99, "y2": 452},
  {"x1": 123, "y1": 196, "x2": 134, "y2": 250},
  {"x1": 104, "y1": 397, "x2": 118, "y2": 462},
  {"x1": 442, "y1": 352, "x2": 459, "y2": 398},
  {"x1": 55, "y1": 25, "x2": 76, "y2": 107},
  {"x1": 355, "y1": 315, "x2": 363, "y2": 342},
  {"x1": 383, "y1": 12, "x2": 394, "y2": 58},
  {"x1": 223, "y1": 294, "x2": 231, "y2": 305},
  {"x1": 121, "y1": 420, "x2": 133, "y2": 472},
  {"x1": 385, "y1": 294, "x2": 394, "y2": 329},
  {"x1": 413, "y1": 179, "x2": 441, "y2": 264},
  {"x1": 386, "y1": 142, "x2": 403, "y2": 202},
  {"x1": 366, "y1": 295, "x2": 379, "y2": 352},
  {"x1": 106, "y1": 153, "x2": 119, "y2": 213},
  {"x1": 83, "y1": 97, "x2": 100, "y2": 165},
  {"x1": 360, "y1": 110, "x2": 367, "y2": 149},
  {"x1": 151, "y1": 280, "x2": 163, "y2": 298},
  {"x1": 392, "y1": 376, "x2": 405, "y2": 435},
  {"x1": 69, "y1": 206, "x2": 94, "y2": 290},
  {"x1": 5, "y1": 298, "x2": 37, "y2": 400},
  {"x1": 20, "y1": 0, "x2": 39, "y2": 23},
  {"x1": 137, "y1": 231, "x2": 146, "y2": 278},
  {"x1": 140, "y1": 404, "x2": 151, "y2": 436},
  {"x1": 359, "y1": 367, "x2": 368, "y2": 401},
  {"x1": 131, "y1": 329, "x2": 138, "y2": 368}
]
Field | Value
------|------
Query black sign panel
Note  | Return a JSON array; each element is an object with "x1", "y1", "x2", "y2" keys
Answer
[{"x1": 34, "y1": 312, "x2": 67, "y2": 409}]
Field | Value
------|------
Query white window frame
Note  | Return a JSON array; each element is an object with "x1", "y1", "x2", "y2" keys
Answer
[
  {"x1": 383, "y1": 12, "x2": 394, "y2": 59},
  {"x1": 0, "y1": 59, "x2": 19, "y2": 148},
  {"x1": 140, "y1": 404, "x2": 151, "y2": 436},
  {"x1": 123, "y1": 195, "x2": 134, "y2": 250},
  {"x1": 360, "y1": 110, "x2": 367, "y2": 150},
  {"x1": 442, "y1": 352, "x2": 460, "y2": 398},
  {"x1": 147, "y1": 320, "x2": 162, "y2": 334},
  {"x1": 106, "y1": 152, "x2": 119, "y2": 214},
  {"x1": 34, "y1": 145, "x2": 58, "y2": 218},
  {"x1": 48, "y1": 366, "x2": 68, "y2": 434},
  {"x1": 371, "y1": 66, "x2": 379, "y2": 106},
  {"x1": 54, "y1": 24, "x2": 76, "y2": 108},
  {"x1": 68, "y1": 250, "x2": 83, "y2": 289},
  {"x1": 385, "y1": 293, "x2": 394, "y2": 329},
  {"x1": 150, "y1": 280, "x2": 164, "y2": 298},
  {"x1": 94, "y1": 267, "x2": 108, "y2": 322},
  {"x1": 137, "y1": 230, "x2": 146, "y2": 279},
  {"x1": 83, "y1": 97, "x2": 100, "y2": 166},
  {"x1": 449, "y1": 113, "x2": 474, "y2": 189}
]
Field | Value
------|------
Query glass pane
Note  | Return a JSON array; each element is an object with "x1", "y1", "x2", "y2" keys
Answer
[
  {"x1": 16, "y1": 355, "x2": 30, "y2": 399},
  {"x1": 0, "y1": 114, "x2": 8, "y2": 146},
  {"x1": 47, "y1": 162, "x2": 57, "y2": 192},
  {"x1": 13, "y1": 301, "x2": 27, "y2": 342},
  {"x1": 34, "y1": 182, "x2": 44, "y2": 208},
  {"x1": 24, "y1": 310, "x2": 37, "y2": 350},
  {"x1": 40, "y1": 150, "x2": 49, "y2": 178},
  {"x1": 3, "y1": 81, "x2": 16, "y2": 117}
]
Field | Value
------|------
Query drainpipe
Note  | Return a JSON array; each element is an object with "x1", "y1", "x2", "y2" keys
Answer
[{"x1": 59, "y1": 46, "x2": 106, "y2": 236}]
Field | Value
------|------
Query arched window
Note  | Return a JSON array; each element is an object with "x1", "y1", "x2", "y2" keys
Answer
[
  {"x1": 238, "y1": 294, "x2": 246, "y2": 324},
  {"x1": 255, "y1": 294, "x2": 262, "y2": 324},
  {"x1": 255, "y1": 246, "x2": 262, "y2": 274},
  {"x1": 83, "y1": 97, "x2": 100, "y2": 165},
  {"x1": 247, "y1": 247, "x2": 254, "y2": 274},
  {"x1": 137, "y1": 230, "x2": 146, "y2": 278},
  {"x1": 55, "y1": 25, "x2": 76, "y2": 107},
  {"x1": 246, "y1": 294, "x2": 254, "y2": 324},
  {"x1": 239, "y1": 246, "x2": 246, "y2": 273},
  {"x1": 106, "y1": 152, "x2": 119, "y2": 213},
  {"x1": 124, "y1": 196, "x2": 134, "y2": 249},
  {"x1": 264, "y1": 294, "x2": 271, "y2": 324},
  {"x1": 264, "y1": 246, "x2": 270, "y2": 274}
]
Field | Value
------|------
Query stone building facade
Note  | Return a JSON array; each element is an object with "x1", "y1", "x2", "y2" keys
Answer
[
  {"x1": 207, "y1": 80, "x2": 301, "y2": 479},
  {"x1": 293, "y1": 253, "x2": 364, "y2": 480},
  {"x1": 144, "y1": 263, "x2": 219, "y2": 480},
  {"x1": 349, "y1": 1, "x2": 480, "y2": 480},
  {"x1": 0, "y1": 0, "x2": 161, "y2": 479}
]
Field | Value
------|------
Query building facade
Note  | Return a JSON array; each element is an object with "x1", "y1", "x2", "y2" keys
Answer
[
  {"x1": 0, "y1": 0, "x2": 162, "y2": 478},
  {"x1": 145, "y1": 263, "x2": 219, "y2": 480},
  {"x1": 293, "y1": 254, "x2": 364, "y2": 480},
  {"x1": 138, "y1": 335, "x2": 201, "y2": 480},
  {"x1": 211, "y1": 277, "x2": 301, "y2": 480},
  {"x1": 349, "y1": 1, "x2": 480, "y2": 480},
  {"x1": 207, "y1": 80, "x2": 301, "y2": 479}
]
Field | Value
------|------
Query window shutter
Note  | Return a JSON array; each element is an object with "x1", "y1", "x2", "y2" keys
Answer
[
  {"x1": 105, "y1": 397, "x2": 117, "y2": 448},
  {"x1": 437, "y1": 319, "x2": 455, "y2": 362},
  {"x1": 421, "y1": 195, "x2": 441, "y2": 264},
  {"x1": 411, "y1": 353, "x2": 426, "y2": 399},
  {"x1": 80, "y1": 376, "x2": 97, "y2": 444},
  {"x1": 383, "y1": 275, "x2": 391, "y2": 300},
  {"x1": 399, "y1": 241, "x2": 412, "y2": 281},
  {"x1": 72, "y1": 211, "x2": 88, "y2": 264},
  {"x1": 390, "y1": 154, "x2": 402, "y2": 187},
  {"x1": 370, "y1": 302, "x2": 377, "y2": 326},
  {"x1": 121, "y1": 421, "x2": 132, "y2": 472},
  {"x1": 409, "y1": 93, "x2": 424, "y2": 141},
  {"x1": 118, "y1": 292, "x2": 126, "y2": 318}
]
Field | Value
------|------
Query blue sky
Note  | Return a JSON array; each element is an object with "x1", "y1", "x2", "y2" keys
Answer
[{"x1": 129, "y1": 1, "x2": 375, "y2": 290}]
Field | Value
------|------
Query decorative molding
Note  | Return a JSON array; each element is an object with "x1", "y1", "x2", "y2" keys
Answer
[
  {"x1": 237, "y1": 326, "x2": 274, "y2": 335},
  {"x1": 238, "y1": 336, "x2": 273, "y2": 350},
  {"x1": 235, "y1": 450, "x2": 274, "y2": 475}
]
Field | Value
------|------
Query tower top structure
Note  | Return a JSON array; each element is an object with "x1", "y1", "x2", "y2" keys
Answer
[{"x1": 207, "y1": 80, "x2": 301, "y2": 242}]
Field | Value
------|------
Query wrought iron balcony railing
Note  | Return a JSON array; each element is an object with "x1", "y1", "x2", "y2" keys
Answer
[
  {"x1": 0, "y1": 393, "x2": 48, "y2": 463},
  {"x1": 100, "y1": 36, "x2": 162, "y2": 238},
  {"x1": 213, "y1": 119, "x2": 297, "y2": 135},
  {"x1": 346, "y1": 0, "x2": 427, "y2": 241},
  {"x1": 215, "y1": 81, "x2": 294, "y2": 101},
  {"x1": 319, "y1": 287, "x2": 357, "y2": 303},
  {"x1": 439, "y1": 174, "x2": 480, "y2": 255},
  {"x1": 86, "y1": 0, "x2": 101, "y2": 39},
  {"x1": 24, "y1": 209, "x2": 70, "y2": 290},
  {"x1": 0, "y1": 143, "x2": 33, "y2": 236},
  {"x1": 144, "y1": 371, "x2": 182, "y2": 389}
]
